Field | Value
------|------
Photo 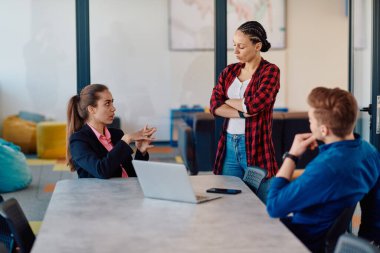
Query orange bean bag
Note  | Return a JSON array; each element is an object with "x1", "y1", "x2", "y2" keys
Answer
[{"x1": 2, "y1": 115, "x2": 36, "y2": 154}]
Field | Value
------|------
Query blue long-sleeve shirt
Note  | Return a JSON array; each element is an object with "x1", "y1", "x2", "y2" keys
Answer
[{"x1": 267, "y1": 136, "x2": 380, "y2": 243}]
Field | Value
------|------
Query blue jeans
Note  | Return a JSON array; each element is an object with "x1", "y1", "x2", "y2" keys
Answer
[{"x1": 222, "y1": 133, "x2": 248, "y2": 179}]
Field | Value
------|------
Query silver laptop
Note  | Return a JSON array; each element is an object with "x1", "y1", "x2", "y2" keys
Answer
[{"x1": 132, "y1": 160, "x2": 221, "y2": 204}]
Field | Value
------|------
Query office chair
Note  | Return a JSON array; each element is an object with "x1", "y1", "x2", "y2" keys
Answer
[
  {"x1": 0, "y1": 195, "x2": 14, "y2": 253},
  {"x1": 0, "y1": 243, "x2": 8, "y2": 253},
  {"x1": 0, "y1": 198, "x2": 35, "y2": 253},
  {"x1": 325, "y1": 205, "x2": 357, "y2": 253},
  {"x1": 243, "y1": 167, "x2": 270, "y2": 203},
  {"x1": 0, "y1": 217, "x2": 14, "y2": 253},
  {"x1": 256, "y1": 177, "x2": 272, "y2": 204},
  {"x1": 334, "y1": 234, "x2": 380, "y2": 253}
]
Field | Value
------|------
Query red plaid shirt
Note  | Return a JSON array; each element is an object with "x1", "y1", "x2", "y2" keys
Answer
[{"x1": 210, "y1": 58, "x2": 280, "y2": 177}]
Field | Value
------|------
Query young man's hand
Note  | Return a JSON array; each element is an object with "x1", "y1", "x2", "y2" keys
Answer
[{"x1": 289, "y1": 133, "x2": 318, "y2": 157}]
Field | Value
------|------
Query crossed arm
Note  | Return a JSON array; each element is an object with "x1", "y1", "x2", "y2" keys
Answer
[
  {"x1": 214, "y1": 100, "x2": 254, "y2": 118},
  {"x1": 210, "y1": 65, "x2": 280, "y2": 119}
]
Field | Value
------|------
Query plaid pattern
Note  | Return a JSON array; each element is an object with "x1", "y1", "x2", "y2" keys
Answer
[{"x1": 210, "y1": 59, "x2": 280, "y2": 177}]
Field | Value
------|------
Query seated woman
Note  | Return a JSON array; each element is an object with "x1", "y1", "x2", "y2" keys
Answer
[{"x1": 66, "y1": 84, "x2": 156, "y2": 179}]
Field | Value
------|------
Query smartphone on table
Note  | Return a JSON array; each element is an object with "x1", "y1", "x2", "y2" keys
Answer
[{"x1": 206, "y1": 188, "x2": 242, "y2": 195}]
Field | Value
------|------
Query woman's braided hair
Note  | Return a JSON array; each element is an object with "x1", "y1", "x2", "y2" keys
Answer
[{"x1": 237, "y1": 21, "x2": 271, "y2": 52}]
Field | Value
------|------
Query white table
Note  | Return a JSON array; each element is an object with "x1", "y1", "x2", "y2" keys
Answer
[{"x1": 31, "y1": 175, "x2": 308, "y2": 253}]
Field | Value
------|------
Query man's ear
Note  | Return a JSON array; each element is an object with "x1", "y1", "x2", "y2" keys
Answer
[{"x1": 320, "y1": 125, "x2": 328, "y2": 136}]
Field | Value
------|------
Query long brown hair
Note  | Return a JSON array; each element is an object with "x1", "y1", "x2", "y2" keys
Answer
[{"x1": 66, "y1": 84, "x2": 109, "y2": 171}]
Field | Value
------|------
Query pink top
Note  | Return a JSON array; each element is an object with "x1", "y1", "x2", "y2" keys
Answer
[{"x1": 87, "y1": 124, "x2": 128, "y2": 178}]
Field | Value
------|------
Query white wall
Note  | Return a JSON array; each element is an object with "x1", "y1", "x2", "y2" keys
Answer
[
  {"x1": 0, "y1": 0, "x2": 76, "y2": 130},
  {"x1": 282, "y1": 0, "x2": 348, "y2": 110},
  {"x1": 0, "y1": 0, "x2": 349, "y2": 140},
  {"x1": 90, "y1": 0, "x2": 215, "y2": 140}
]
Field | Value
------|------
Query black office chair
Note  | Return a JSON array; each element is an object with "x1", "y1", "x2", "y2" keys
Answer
[
  {"x1": 256, "y1": 177, "x2": 272, "y2": 204},
  {"x1": 243, "y1": 167, "x2": 270, "y2": 203},
  {"x1": 0, "y1": 196, "x2": 15, "y2": 253},
  {"x1": 325, "y1": 205, "x2": 357, "y2": 253},
  {"x1": 107, "y1": 116, "x2": 121, "y2": 129},
  {"x1": 334, "y1": 234, "x2": 380, "y2": 253},
  {"x1": 0, "y1": 217, "x2": 14, "y2": 253},
  {"x1": 177, "y1": 120, "x2": 196, "y2": 175},
  {"x1": 0, "y1": 198, "x2": 35, "y2": 253},
  {"x1": 0, "y1": 242, "x2": 8, "y2": 253}
]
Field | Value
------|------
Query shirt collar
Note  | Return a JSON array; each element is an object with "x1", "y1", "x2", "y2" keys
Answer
[
  {"x1": 87, "y1": 123, "x2": 112, "y2": 141},
  {"x1": 319, "y1": 133, "x2": 362, "y2": 152}
]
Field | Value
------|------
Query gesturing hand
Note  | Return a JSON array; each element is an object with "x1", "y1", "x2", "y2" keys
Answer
[
  {"x1": 135, "y1": 125, "x2": 157, "y2": 154},
  {"x1": 122, "y1": 125, "x2": 157, "y2": 146}
]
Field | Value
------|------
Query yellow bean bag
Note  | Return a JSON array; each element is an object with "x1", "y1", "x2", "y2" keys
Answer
[
  {"x1": 36, "y1": 122, "x2": 66, "y2": 159},
  {"x1": 2, "y1": 115, "x2": 36, "y2": 154}
]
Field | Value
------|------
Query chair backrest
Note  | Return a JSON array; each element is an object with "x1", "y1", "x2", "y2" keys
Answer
[
  {"x1": 177, "y1": 120, "x2": 196, "y2": 174},
  {"x1": 0, "y1": 196, "x2": 15, "y2": 253},
  {"x1": 0, "y1": 242, "x2": 8, "y2": 253},
  {"x1": 256, "y1": 178, "x2": 272, "y2": 204},
  {"x1": 334, "y1": 234, "x2": 380, "y2": 253},
  {"x1": 192, "y1": 112, "x2": 215, "y2": 173},
  {"x1": 243, "y1": 167, "x2": 268, "y2": 194},
  {"x1": 0, "y1": 198, "x2": 35, "y2": 253},
  {"x1": 0, "y1": 216, "x2": 14, "y2": 253},
  {"x1": 325, "y1": 205, "x2": 357, "y2": 253}
]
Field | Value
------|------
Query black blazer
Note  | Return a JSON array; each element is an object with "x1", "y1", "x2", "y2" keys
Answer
[{"x1": 69, "y1": 124, "x2": 149, "y2": 179}]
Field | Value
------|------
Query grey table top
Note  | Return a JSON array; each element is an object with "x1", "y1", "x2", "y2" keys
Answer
[{"x1": 31, "y1": 175, "x2": 308, "y2": 253}]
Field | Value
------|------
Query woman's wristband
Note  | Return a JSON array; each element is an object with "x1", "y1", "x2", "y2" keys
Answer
[{"x1": 238, "y1": 111, "x2": 245, "y2": 118}]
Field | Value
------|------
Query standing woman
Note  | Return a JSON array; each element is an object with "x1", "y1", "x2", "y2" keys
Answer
[
  {"x1": 210, "y1": 21, "x2": 280, "y2": 179},
  {"x1": 66, "y1": 84, "x2": 156, "y2": 179}
]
